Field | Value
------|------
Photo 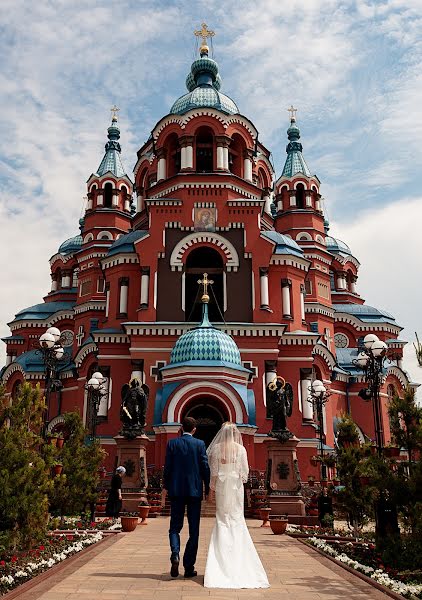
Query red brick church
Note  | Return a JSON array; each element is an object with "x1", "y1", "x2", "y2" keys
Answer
[{"x1": 1, "y1": 27, "x2": 415, "y2": 479}]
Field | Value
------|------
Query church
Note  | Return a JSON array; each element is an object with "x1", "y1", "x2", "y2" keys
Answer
[{"x1": 1, "y1": 26, "x2": 414, "y2": 479}]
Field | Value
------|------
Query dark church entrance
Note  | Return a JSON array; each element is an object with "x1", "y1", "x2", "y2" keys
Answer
[
  {"x1": 185, "y1": 246, "x2": 224, "y2": 322},
  {"x1": 184, "y1": 400, "x2": 228, "y2": 448}
]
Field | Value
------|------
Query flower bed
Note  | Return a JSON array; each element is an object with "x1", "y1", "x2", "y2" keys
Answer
[
  {"x1": 49, "y1": 517, "x2": 120, "y2": 531},
  {"x1": 307, "y1": 536, "x2": 422, "y2": 599},
  {"x1": 0, "y1": 531, "x2": 102, "y2": 596}
]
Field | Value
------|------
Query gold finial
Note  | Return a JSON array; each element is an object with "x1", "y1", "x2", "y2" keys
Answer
[
  {"x1": 110, "y1": 105, "x2": 120, "y2": 123},
  {"x1": 287, "y1": 105, "x2": 297, "y2": 122},
  {"x1": 194, "y1": 22, "x2": 215, "y2": 55},
  {"x1": 197, "y1": 272, "x2": 214, "y2": 303}
]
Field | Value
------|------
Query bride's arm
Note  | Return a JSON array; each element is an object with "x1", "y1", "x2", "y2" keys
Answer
[{"x1": 240, "y1": 446, "x2": 249, "y2": 483}]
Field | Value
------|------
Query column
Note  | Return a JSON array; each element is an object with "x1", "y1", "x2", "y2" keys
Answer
[
  {"x1": 131, "y1": 359, "x2": 144, "y2": 385},
  {"x1": 337, "y1": 273, "x2": 347, "y2": 290},
  {"x1": 243, "y1": 150, "x2": 253, "y2": 181},
  {"x1": 5, "y1": 354, "x2": 12, "y2": 366},
  {"x1": 105, "y1": 284, "x2": 110, "y2": 318},
  {"x1": 306, "y1": 193, "x2": 312, "y2": 207},
  {"x1": 96, "y1": 193, "x2": 103, "y2": 207},
  {"x1": 61, "y1": 271, "x2": 71, "y2": 288},
  {"x1": 263, "y1": 187, "x2": 272, "y2": 214},
  {"x1": 223, "y1": 146, "x2": 229, "y2": 170},
  {"x1": 72, "y1": 269, "x2": 79, "y2": 288},
  {"x1": 112, "y1": 191, "x2": 119, "y2": 207},
  {"x1": 136, "y1": 187, "x2": 144, "y2": 212},
  {"x1": 140, "y1": 267, "x2": 150, "y2": 309},
  {"x1": 315, "y1": 196, "x2": 321, "y2": 211},
  {"x1": 156, "y1": 148, "x2": 167, "y2": 181},
  {"x1": 216, "y1": 145, "x2": 224, "y2": 170},
  {"x1": 300, "y1": 372, "x2": 314, "y2": 420},
  {"x1": 51, "y1": 274, "x2": 58, "y2": 292},
  {"x1": 350, "y1": 276, "x2": 357, "y2": 294},
  {"x1": 276, "y1": 194, "x2": 283, "y2": 213},
  {"x1": 259, "y1": 268, "x2": 269, "y2": 309},
  {"x1": 180, "y1": 136, "x2": 194, "y2": 169},
  {"x1": 86, "y1": 193, "x2": 93, "y2": 210},
  {"x1": 300, "y1": 284, "x2": 306, "y2": 322},
  {"x1": 264, "y1": 360, "x2": 277, "y2": 411},
  {"x1": 282, "y1": 279, "x2": 292, "y2": 318},
  {"x1": 289, "y1": 192, "x2": 296, "y2": 207},
  {"x1": 216, "y1": 136, "x2": 230, "y2": 171},
  {"x1": 119, "y1": 277, "x2": 129, "y2": 316}
]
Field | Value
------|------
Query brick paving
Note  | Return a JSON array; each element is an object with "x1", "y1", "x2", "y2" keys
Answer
[{"x1": 17, "y1": 518, "x2": 390, "y2": 600}]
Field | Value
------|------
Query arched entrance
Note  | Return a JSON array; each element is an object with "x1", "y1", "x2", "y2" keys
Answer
[
  {"x1": 184, "y1": 398, "x2": 229, "y2": 447},
  {"x1": 185, "y1": 246, "x2": 224, "y2": 322}
]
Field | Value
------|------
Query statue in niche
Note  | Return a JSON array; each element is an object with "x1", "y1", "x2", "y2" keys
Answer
[
  {"x1": 120, "y1": 378, "x2": 149, "y2": 439},
  {"x1": 266, "y1": 376, "x2": 294, "y2": 442}
]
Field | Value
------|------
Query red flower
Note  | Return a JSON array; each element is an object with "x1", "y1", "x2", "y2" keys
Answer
[
  {"x1": 90, "y1": 522, "x2": 96, "y2": 527},
  {"x1": 11, "y1": 556, "x2": 17, "y2": 563},
  {"x1": 0, "y1": 560, "x2": 5, "y2": 566},
  {"x1": 66, "y1": 535, "x2": 74, "y2": 541},
  {"x1": 39, "y1": 545, "x2": 45, "y2": 551}
]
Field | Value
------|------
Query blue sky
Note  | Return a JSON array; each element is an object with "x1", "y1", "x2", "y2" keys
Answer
[{"x1": 1, "y1": 0, "x2": 421, "y2": 385}]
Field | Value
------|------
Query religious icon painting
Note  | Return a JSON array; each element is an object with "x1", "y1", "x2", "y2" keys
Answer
[{"x1": 194, "y1": 207, "x2": 216, "y2": 232}]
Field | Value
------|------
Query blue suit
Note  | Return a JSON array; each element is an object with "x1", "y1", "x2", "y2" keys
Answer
[{"x1": 164, "y1": 434, "x2": 210, "y2": 569}]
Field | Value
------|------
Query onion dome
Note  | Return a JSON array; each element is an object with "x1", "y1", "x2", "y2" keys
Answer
[
  {"x1": 170, "y1": 47, "x2": 238, "y2": 116},
  {"x1": 96, "y1": 114, "x2": 127, "y2": 178},
  {"x1": 281, "y1": 114, "x2": 311, "y2": 177},
  {"x1": 58, "y1": 234, "x2": 82, "y2": 255},
  {"x1": 169, "y1": 301, "x2": 242, "y2": 367},
  {"x1": 326, "y1": 236, "x2": 353, "y2": 257}
]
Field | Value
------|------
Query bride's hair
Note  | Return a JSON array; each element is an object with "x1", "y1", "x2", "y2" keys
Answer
[{"x1": 207, "y1": 421, "x2": 243, "y2": 464}]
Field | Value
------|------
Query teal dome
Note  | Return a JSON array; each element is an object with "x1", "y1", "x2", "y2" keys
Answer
[
  {"x1": 170, "y1": 304, "x2": 241, "y2": 367},
  {"x1": 58, "y1": 234, "x2": 82, "y2": 255},
  {"x1": 326, "y1": 236, "x2": 352, "y2": 255},
  {"x1": 170, "y1": 50, "x2": 238, "y2": 116}
]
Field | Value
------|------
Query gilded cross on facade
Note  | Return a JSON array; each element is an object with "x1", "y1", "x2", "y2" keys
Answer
[
  {"x1": 287, "y1": 105, "x2": 297, "y2": 121},
  {"x1": 194, "y1": 23, "x2": 215, "y2": 54},
  {"x1": 110, "y1": 105, "x2": 120, "y2": 122},
  {"x1": 198, "y1": 272, "x2": 214, "y2": 302}
]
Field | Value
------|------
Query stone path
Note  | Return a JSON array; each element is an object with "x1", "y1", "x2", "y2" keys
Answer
[{"x1": 17, "y1": 518, "x2": 390, "y2": 600}]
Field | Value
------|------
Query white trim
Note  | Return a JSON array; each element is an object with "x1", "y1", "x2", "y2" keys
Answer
[
  {"x1": 167, "y1": 381, "x2": 244, "y2": 423},
  {"x1": 97, "y1": 230, "x2": 113, "y2": 241},
  {"x1": 170, "y1": 232, "x2": 239, "y2": 272}
]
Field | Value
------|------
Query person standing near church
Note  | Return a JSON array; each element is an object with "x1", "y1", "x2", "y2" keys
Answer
[{"x1": 163, "y1": 417, "x2": 210, "y2": 578}]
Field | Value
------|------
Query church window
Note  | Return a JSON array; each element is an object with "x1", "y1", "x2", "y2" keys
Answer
[
  {"x1": 317, "y1": 281, "x2": 330, "y2": 299},
  {"x1": 195, "y1": 126, "x2": 214, "y2": 172},
  {"x1": 229, "y1": 133, "x2": 245, "y2": 177},
  {"x1": 296, "y1": 183, "x2": 305, "y2": 209},
  {"x1": 104, "y1": 182, "x2": 113, "y2": 208},
  {"x1": 167, "y1": 133, "x2": 181, "y2": 177},
  {"x1": 334, "y1": 333, "x2": 349, "y2": 349},
  {"x1": 121, "y1": 185, "x2": 127, "y2": 196},
  {"x1": 97, "y1": 278, "x2": 105, "y2": 293},
  {"x1": 185, "y1": 246, "x2": 224, "y2": 322},
  {"x1": 304, "y1": 280, "x2": 312, "y2": 295}
]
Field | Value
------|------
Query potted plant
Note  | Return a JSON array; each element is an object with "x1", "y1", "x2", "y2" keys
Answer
[
  {"x1": 138, "y1": 501, "x2": 150, "y2": 525},
  {"x1": 307, "y1": 475, "x2": 315, "y2": 487},
  {"x1": 320, "y1": 478, "x2": 328, "y2": 488},
  {"x1": 48, "y1": 433, "x2": 58, "y2": 447},
  {"x1": 52, "y1": 462, "x2": 63, "y2": 476},
  {"x1": 121, "y1": 512, "x2": 139, "y2": 532},
  {"x1": 56, "y1": 434, "x2": 65, "y2": 449},
  {"x1": 259, "y1": 502, "x2": 271, "y2": 527},
  {"x1": 269, "y1": 515, "x2": 288, "y2": 535}
]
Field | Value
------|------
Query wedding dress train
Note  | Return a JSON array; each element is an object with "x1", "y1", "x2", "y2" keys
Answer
[{"x1": 204, "y1": 443, "x2": 269, "y2": 589}]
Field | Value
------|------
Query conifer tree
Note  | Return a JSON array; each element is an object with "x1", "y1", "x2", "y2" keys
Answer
[{"x1": 388, "y1": 386, "x2": 422, "y2": 473}]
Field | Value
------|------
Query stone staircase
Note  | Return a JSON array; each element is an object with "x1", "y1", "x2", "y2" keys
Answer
[{"x1": 160, "y1": 496, "x2": 216, "y2": 517}]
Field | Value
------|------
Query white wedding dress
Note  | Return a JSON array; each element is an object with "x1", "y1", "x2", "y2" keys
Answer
[{"x1": 204, "y1": 439, "x2": 269, "y2": 589}]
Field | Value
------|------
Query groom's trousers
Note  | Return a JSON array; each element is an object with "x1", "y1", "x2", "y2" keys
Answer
[{"x1": 169, "y1": 496, "x2": 202, "y2": 569}]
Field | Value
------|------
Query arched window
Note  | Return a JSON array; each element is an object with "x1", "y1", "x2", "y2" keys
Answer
[
  {"x1": 104, "y1": 182, "x2": 113, "y2": 208},
  {"x1": 195, "y1": 127, "x2": 214, "y2": 172},
  {"x1": 167, "y1": 133, "x2": 181, "y2": 177},
  {"x1": 296, "y1": 183, "x2": 305, "y2": 208},
  {"x1": 229, "y1": 133, "x2": 245, "y2": 177},
  {"x1": 12, "y1": 380, "x2": 22, "y2": 400},
  {"x1": 121, "y1": 185, "x2": 127, "y2": 197},
  {"x1": 185, "y1": 247, "x2": 224, "y2": 322}
]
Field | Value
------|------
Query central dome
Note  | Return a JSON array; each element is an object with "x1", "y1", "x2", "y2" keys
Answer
[
  {"x1": 170, "y1": 51, "x2": 238, "y2": 116},
  {"x1": 170, "y1": 303, "x2": 241, "y2": 366}
]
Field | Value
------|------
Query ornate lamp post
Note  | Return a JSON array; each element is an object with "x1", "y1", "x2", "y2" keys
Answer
[
  {"x1": 308, "y1": 379, "x2": 331, "y2": 480},
  {"x1": 85, "y1": 372, "x2": 107, "y2": 440},
  {"x1": 353, "y1": 333, "x2": 388, "y2": 455},
  {"x1": 36, "y1": 326, "x2": 65, "y2": 425}
]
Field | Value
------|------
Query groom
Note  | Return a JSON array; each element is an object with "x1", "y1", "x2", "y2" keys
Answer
[{"x1": 163, "y1": 416, "x2": 210, "y2": 578}]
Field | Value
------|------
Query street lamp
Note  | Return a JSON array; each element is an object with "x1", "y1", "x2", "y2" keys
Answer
[
  {"x1": 35, "y1": 326, "x2": 65, "y2": 425},
  {"x1": 353, "y1": 333, "x2": 388, "y2": 455},
  {"x1": 85, "y1": 372, "x2": 108, "y2": 440},
  {"x1": 308, "y1": 379, "x2": 331, "y2": 480}
]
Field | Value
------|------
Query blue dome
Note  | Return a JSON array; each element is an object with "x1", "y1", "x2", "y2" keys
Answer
[
  {"x1": 170, "y1": 50, "x2": 238, "y2": 116},
  {"x1": 170, "y1": 304, "x2": 241, "y2": 367},
  {"x1": 59, "y1": 234, "x2": 82, "y2": 255},
  {"x1": 326, "y1": 236, "x2": 352, "y2": 255}
]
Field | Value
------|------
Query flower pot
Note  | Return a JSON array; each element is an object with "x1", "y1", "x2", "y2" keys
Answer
[
  {"x1": 269, "y1": 517, "x2": 288, "y2": 535},
  {"x1": 320, "y1": 480, "x2": 328, "y2": 488},
  {"x1": 260, "y1": 508, "x2": 271, "y2": 528},
  {"x1": 53, "y1": 464, "x2": 63, "y2": 476},
  {"x1": 121, "y1": 516, "x2": 139, "y2": 532},
  {"x1": 56, "y1": 437, "x2": 64, "y2": 449},
  {"x1": 49, "y1": 437, "x2": 58, "y2": 447},
  {"x1": 308, "y1": 479, "x2": 315, "y2": 487},
  {"x1": 138, "y1": 506, "x2": 150, "y2": 525}
]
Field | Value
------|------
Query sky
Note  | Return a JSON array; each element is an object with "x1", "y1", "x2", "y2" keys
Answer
[{"x1": 0, "y1": 0, "x2": 421, "y2": 387}]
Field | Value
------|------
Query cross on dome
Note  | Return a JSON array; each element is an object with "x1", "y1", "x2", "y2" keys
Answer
[
  {"x1": 287, "y1": 104, "x2": 297, "y2": 122},
  {"x1": 110, "y1": 104, "x2": 120, "y2": 123},
  {"x1": 194, "y1": 22, "x2": 215, "y2": 56},
  {"x1": 197, "y1": 272, "x2": 214, "y2": 303}
]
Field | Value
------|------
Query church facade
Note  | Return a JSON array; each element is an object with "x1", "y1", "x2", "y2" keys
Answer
[{"x1": 1, "y1": 32, "x2": 415, "y2": 479}]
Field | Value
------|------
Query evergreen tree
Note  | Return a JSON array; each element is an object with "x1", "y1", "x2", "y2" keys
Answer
[
  {"x1": 49, "y1": 412, "x2": 105, "y2": 518},
  {"x1": 388, "y1": 386, "x2": 422, "y2": 473},
  {"x1": 0, "y1": 383, "x2": 53, "y2": 551}
]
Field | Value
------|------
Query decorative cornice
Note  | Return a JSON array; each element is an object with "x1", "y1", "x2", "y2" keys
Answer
[
  {"x1": 170, "y1": 232, "x2": 239, "y2": 272},
  {"x1": 269, "y1": 257, "x2": 310, "y2": 271},
  {"x1": 74, "y1": 342, "x2": 98, "y2": 368},
  {"x1": 334, "y1": 311, "x2": 402, "y2": 334},
  {"x1": 124, "y1": 322, "x2": 286, "y2": 338},
  {"x1": 305, "y1": 302, "x2": 335, "y2": 318},
  {"x1": 149, "y1": 182, "x2": 261, "y2": 200},
  {"x1": 279, "y1": 332, "x2": 319, "y2": 346},
  {"x1": 101, "y1": 253, "x2": 140, "y2": 270},
  {"x1": 92, "y1": 332, "x2": 129, "y2": 344},
  {"x1": 1, "y1": 362, "x2": 26, "y2": 383},
  {"x1": 74, "y1": 301, "x2": 106, "y2": 315},
  {"x1": 312, "y1": 342, "x2": 336, "y2": 369}
]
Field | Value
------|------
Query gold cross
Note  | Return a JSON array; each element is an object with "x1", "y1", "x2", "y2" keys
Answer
[
  {"x1": 194, "y1": 23, "x2": 215, "y2": 53},
  {"x1": 110, "y1": 105, "x2": 120, "y2": 122},
  {"x1": 197, "y1": 272, "x2": 214, "y2": 300},
  {"x1": 287, "y1": 105, "x2": 297, "y2": 121}
]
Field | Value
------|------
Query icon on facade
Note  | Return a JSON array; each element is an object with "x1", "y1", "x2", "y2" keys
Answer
[{"x1": 194, "y1": 207, "x2": 216, "y2": 232}]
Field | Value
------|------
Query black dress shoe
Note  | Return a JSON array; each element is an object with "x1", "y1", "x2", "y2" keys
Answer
[
  {"x1": 170, "y1": 554, "x2": 179, "y2": 578},
  {"x1": 184, "y1": 568, "x2": 197, "y2": 578}
]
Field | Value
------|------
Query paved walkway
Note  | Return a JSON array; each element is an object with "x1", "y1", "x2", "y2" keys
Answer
[{"x1": 18, "y1": 518, "x2": 389, "y2": 600}]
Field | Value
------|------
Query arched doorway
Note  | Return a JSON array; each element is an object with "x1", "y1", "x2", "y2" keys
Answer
[
  {"x1": 185, "y1": 246, "x2": 224, "y2": 322},
  {"x1": 184, "y1": 398, "x2": 228, "y2": 447}
]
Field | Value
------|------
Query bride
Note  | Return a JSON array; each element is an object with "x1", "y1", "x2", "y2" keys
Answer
[{"x1": 204, "y1": 422, "x2": 269, "y2": 589}]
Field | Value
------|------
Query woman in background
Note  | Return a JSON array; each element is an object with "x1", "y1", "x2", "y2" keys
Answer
[{"x1": 105, "y1": 466, "x2": 126, "y2": 518}]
